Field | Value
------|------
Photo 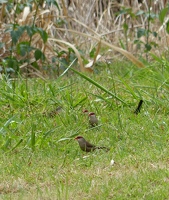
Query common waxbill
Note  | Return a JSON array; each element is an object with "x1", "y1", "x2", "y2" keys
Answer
[
  {"x1": 89, "y1": 112, "x2": 98, "y2": 127},
  {"x1": 43, "y1": 106, "x2": 63, "y2": 117},
  {"x1": 82, "y1": 109, "x2": 89, "y2": 114},
  {"x1": 75, "y1": 136, "x2": 109, "y2": 152}
]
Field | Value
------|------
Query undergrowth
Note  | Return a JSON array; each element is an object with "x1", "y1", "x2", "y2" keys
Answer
[{"x1": 1, "y1": 61, "x2": 169, "y2": 199}]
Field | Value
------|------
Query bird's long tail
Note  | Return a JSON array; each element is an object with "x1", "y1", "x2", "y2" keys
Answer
[{"x1": 95, "y1": 146, "x2": 110, "y2": 151}]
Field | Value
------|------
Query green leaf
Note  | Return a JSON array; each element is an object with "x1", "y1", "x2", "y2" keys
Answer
[
  {"x1": 119, "y1": 9, "x2": 127, "y2": 15},
  {"x1": 119, "y1": 39, "x2": 125, "y2": 49},
  {"x1": 137, "y1": 28, "x2": 146, "y2": 38},
  {"x1": 152, "y1": 31, "x2": 157, "y2": 37},
  {"x1": 159, "y1": 7, "x2": 168, "y2": 24},
  {"x1": 145, "y1": 43, "x2": 151, "y2": 51},
  {"x1": 34, "y1": 49, "x2": 45, "y2": 61},
  {"x1": 123, "y1": 23, "x2": 128, "y2": 31},
  {"x1": 166, "y1": 20, "x2": 169, "y2": 34},
  {"x1": 37, "y1": 28, "x2": 48, "y2": 43},
  {"x1": 136, "y1": 10, "x2": 145, "y2": 16},
  {"x1": 134, "y1": 39, "x2": 144, "y2": 45},
  {"x1": 11, "y1": 30, "x2": 19, "y2": 44},
  {"x1": 8, "y1": 58, "x2": 18, "y2": 70},
  {"x1": 89, "y1": 47, "x2": 96, "y2": 58},
  {"x1": 31, "y1": 61, "x2": 39, "y2": 69},
  {"x1": 16, "y1": 3, "x2": 24, "y2": 14},
  {"x1": 149, "y1": 41, "x2": 158, "y2": 48},
  {"x1": 45, "y1": 0, "x2": 60, "y2": 11},
  {"x1": 10, "y1": 26, "x2": 25, "y2": 44},
  {"x1": 25, "y1": 26, "x2": 36, "y2": 37},
  {"x1": 16, "y1": 41, "x2": 32, "y2": 56}
]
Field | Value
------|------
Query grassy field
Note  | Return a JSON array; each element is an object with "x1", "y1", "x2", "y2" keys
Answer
[{"x1": 1, "y1": 61, "x2": 169, "y2": 199}]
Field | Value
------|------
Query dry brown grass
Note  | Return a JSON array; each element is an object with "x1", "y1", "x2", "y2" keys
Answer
[
  {"x1": 65, "y1": 0, "x2": 168, "y2": 54},
  {"x1": 0, "y1": 0, "x2": 168, "y2": 76}
]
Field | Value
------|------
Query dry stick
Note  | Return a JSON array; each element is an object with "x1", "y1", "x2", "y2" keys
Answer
[
  {"x1": 100, "y1": 24, "x2": 145, "y2": 36},
  {"x1": 54, "y1": 28, "x2": 145, "y2": 68},
  {"x1": 48, "y1": 38, "x2": 85, "y2": 72}
]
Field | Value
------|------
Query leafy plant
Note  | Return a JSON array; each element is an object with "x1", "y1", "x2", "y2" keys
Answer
[
  {"x1": 0, "y1": 0, "x2": 55, "y2": 78},
  {"x1": 133, "y1": 8, "x2": 159, "y2": 60}
]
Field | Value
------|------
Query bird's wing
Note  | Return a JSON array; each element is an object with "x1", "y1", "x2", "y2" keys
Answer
[{"x1": 86, "y1": 141, "x2": 95, "y2": 148}]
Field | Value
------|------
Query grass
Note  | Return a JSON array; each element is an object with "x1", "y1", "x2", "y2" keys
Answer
[{"x1": 1, "y1": 61, "x2": 169, "y2": 199}]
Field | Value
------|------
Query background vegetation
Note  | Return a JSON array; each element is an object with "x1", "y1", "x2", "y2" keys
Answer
[{"x1": 1, "y1": 0, "x2": 169, "y2": 199}]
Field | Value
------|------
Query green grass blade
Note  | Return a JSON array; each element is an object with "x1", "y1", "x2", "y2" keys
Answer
[
  {"x1": 0, "y1": 115, "x2": 17, "y2": 134},
  {"x1": 69, "y1": 68, "x2": 127, "y2": 105},
  {"x1": 31, "y1": 124, "x2": 36, "y2": 151},
  {"x1": 10, "y1": 139, "x2": 23, "y2": 152}
]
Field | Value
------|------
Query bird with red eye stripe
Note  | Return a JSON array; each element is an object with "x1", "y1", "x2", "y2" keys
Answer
[
  {"x1": 82, "y1": 109, "x2": 89, "y2": 114},
  {"x1": 88, "y1": 112, "x2": 98, "y2": 127},
  {"x1": 75, "y1": 136, "x2": 109, "y2": 152}
]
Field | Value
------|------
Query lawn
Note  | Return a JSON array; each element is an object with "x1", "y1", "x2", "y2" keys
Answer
[{"x1": 1, "y1": 61, "x2": 169, "y2": 199}]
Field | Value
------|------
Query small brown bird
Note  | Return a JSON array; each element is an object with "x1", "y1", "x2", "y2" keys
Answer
[
  {"x1": 82, "y1": 109, "x2": 89, "y2": 114},
  {"x1": 43, "y1": 106, "x2": 63, "y2": 117},
  {"x1": 48, "y1": 106, "x2": 63, "y2": 117},
  {"x1": 89, "y1": 112, "x2": 98, "y2": 127},
  {"x1": 75, "y1": 136, "x2": 109, "y2": 152}
]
